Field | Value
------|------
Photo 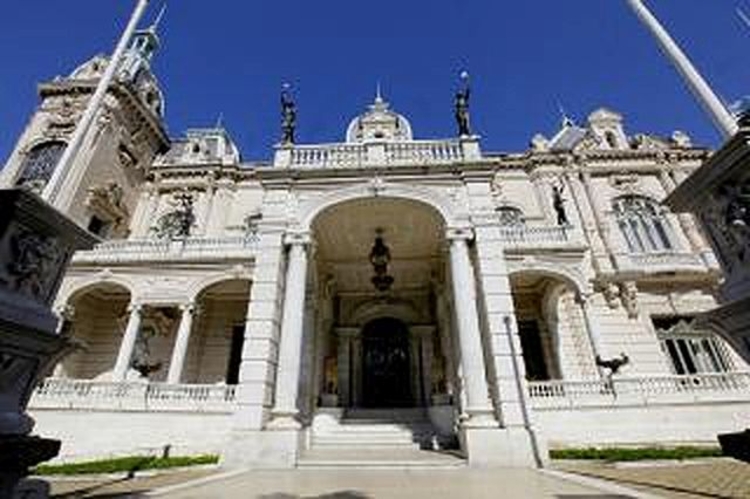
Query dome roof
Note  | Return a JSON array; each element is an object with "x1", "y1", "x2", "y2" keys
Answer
[{"x1": 345, "y1": 92, "x2": 413, "y2": 143}]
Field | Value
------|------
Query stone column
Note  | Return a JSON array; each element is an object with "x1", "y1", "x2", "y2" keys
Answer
[
  {"x1": 580, "y1": 171, "x2": 619, "y2": 269},
  {"x1": 337, "y1": 332, "x2": 351, "y2": 407},
  {"x1": 269, "y1": 233, "x2": 310, "y2": 428},
  {"x1": 166, "y1": 302, "x2": 196, "y2": 384},
  {"x1": 112, "y1": 302, "x2": 144, "y2": 381},
  {"x1": 447, "y1": 228, "x2": 494, "y2": 424}
]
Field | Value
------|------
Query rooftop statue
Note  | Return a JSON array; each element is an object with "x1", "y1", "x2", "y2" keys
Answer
[
  {"x1": 455, "y1": 71, "x2": 471, "y2": 137},
  {"x1": 281, "y1": 83, "x2": 297, "y2": 145}
]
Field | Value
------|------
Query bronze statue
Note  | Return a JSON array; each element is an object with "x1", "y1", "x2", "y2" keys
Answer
[
  {"x1": 280, "y1": 83, "x2": 296, "y2": 145},
  {"x1": 552, "y1": 183, "x2": 569, "y2": 226},
  {"x1": 455, "y1": 72, "x2": 471, "y2": 136}
]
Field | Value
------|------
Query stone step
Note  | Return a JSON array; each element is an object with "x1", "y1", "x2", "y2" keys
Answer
[
  {"x1": 298, "y1": 448, "x2": 466, "y2": 469},
  {"x1": 316, "y1": 423, "x2": 434, "y2": 434},
  {"x1": 343, "y1": 408, "x2": 428, "y2": 422}
]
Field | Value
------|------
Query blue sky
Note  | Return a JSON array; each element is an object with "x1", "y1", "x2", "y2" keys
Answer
[{"x1": 1, "y1": 1, "x2": 749, "y2": 162}]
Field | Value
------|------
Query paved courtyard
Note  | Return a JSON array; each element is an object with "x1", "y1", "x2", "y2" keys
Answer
[
  {"x1": 147, "y1": 468, "x2": 638, "y2": 499},
  {"x1": 555, "y1": 458, "x2": 750, "y2": 499},
  {"x1": 45, "y1": 467, "x2": 639, "y2": 498}
]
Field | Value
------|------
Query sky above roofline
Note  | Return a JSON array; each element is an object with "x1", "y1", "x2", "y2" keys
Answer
[{"x1": 1, "y1": 1, "x2": 749, "y2": 163}]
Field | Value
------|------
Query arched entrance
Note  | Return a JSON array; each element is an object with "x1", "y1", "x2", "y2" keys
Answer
[
  {"x1": 306, "y1": 196, "x2": 457, "y2": 413},
  {"x1": 361, "y1": 318, "x2": 412, "y2": 407}
]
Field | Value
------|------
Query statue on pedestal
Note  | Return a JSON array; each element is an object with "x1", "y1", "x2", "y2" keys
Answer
[
  {"x1": 280, "y1": 83, "x2": 297, "y2": 146},
  {"x1": 552, "y1": 183, "x2": 569, "y2": 226},
  {"x1": 454, "y1": 72, "x2": 472, "y2": 137}
]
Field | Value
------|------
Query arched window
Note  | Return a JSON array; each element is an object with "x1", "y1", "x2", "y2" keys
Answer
[
  {"x1": 496, "y1": 206, "x2": 525, "y2": 227},
  {"x1": 16, "y1": 141, "x2": 66, "y2": 188},
  {"x1": 613, "y1": 196, "x2": 674, "y2": 253}
]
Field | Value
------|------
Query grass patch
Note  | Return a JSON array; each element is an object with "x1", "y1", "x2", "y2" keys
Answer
[
  {"x1": 32, "y1": 454, "x2": 219, "y2": 476},
  {"x1": 550, "y1": 446, "x2": 723, "y2": 462}
]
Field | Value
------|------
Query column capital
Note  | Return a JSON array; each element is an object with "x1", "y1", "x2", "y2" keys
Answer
[
  {"x1": 179, "y1": 301, "x2": 197, "y2": 314},
  {"x1": 283, "y1": 231, "x2": 312, "y2": 248},
  {"x1": 128, "y1": 301, "x2": 145, "y2": 315},
  {"x1": 445, "y1": 226, "x2": 474, "y2": 242}
]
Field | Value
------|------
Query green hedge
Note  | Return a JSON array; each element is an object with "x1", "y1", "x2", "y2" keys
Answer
[
  {"x1": 33, "y1": 454, "x2": 219, "y2": 476},
  {"x1": 550, "y1": 446, "x2": 723, "y2": 462}
]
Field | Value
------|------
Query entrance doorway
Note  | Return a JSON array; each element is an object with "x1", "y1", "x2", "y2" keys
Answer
[{"x1": 362, "y1": 318, "x2": 412, "y2": 407}]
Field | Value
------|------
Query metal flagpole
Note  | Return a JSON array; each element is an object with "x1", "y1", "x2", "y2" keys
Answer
[
  {"x1": 626, "y1": 0, "x2": 738, "y2": 139},
  {"x1": 43, "y1": 0, "x2": 151, "y2": 207}
]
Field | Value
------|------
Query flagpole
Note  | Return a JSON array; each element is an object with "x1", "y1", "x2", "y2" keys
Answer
[
  {"x1": 626, "y1": 0, "x2": 738, "y2": 139},
  {"x1": 43, "y1": 0, "x2": 151, "y2": 207}
]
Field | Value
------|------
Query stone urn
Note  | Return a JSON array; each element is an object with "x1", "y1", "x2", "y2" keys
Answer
[{"x1": 0, "y1": 189, "x2": 97, "y2": 498}]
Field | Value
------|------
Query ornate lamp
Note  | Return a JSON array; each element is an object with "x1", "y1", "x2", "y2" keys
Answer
[{"x1": 369, "y1": 229, "x2": 394, "y2": 292}]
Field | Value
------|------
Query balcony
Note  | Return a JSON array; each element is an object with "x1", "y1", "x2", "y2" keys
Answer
[
  {"x1": 615, "y1": 250, "x2": 707, "y2": 276},
  {"x1": 29, "y1": 378, "x2": 237, "y2": 413},
  {"x1": 276, "y1": 139, "x2": 471, "y2": 169},
  {"x1": 71, "y1": 235, "x2": 259, "y2": 265},
  {"x1": 497, "y1": 225, "x2": 584, "y2": 251},
  {"x1": 528, "y1": 372, "x2": 750, "y2": 410}
]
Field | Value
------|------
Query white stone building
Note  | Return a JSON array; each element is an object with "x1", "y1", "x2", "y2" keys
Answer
[{"x1": 2, "y1": 27, "x2": 750, "y2": 468}]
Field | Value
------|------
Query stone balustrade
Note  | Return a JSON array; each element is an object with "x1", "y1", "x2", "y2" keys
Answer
[
  {"x1": 615, "y1": 251, "x2": 706, "y2": 274},
  {"x1": 528, "y1": 371, "x2": 750, "y2": 409},
  {"x1": 384, "y1": 140, "x2": 463, "y2": 165},
  {"x1": 277, "y1": 139, "x2": 468, "y2": 168},
  {"x1": 497, "y1": 225, "x2": 576, "y2": 248},
  {"x1": 290, "y1": 143, "x2": 367, "y2": 168},
  {"x1": 71, "y1": 235, "x2": 259, "y2": 264},
  {"x1": 29, "y1": 378, "x2": 237, "y2": 413}
]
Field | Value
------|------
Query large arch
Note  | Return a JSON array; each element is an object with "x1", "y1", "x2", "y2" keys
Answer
[
  {"x1": 183, "y1": 278, "x2": 252, "y2": 384},
  {"x1": 299, "y1": 181, "x2": 461, "y2": 232},
  {"x1": 58, "y1": 281, "x2": 133, "y2": 380}
]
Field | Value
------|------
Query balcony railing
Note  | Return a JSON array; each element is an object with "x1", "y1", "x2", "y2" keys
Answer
[
  {"x1": 384, "y1": 140, "x2": 463, "y2": 165},
  {"x1": 290, "y1": 143, "x2": 367, "y2": 168},
  {"x1": 71, "y1": 235, "x2": 259, "y2": 264},
  {"x1": 528, "y1": 372, "x2": 750, "y2": 409},
  {"x1": 616, "y1": 251, "x2": 706, "y2": 274},
  {"x1": 281, "y1": 139, "x2": 467, "y2": 169},
  {"x1": 497, "y1": 225, "x2": 577, "y2": 248},
  {"x1": 29, "y1": 378, "x2": 238, "y2": 413}
]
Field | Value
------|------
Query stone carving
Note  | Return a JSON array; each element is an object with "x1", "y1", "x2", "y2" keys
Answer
[
  {"x1": 131, "y1": 326, "x2": 162, "y2": 378},
  {"x1": 153, "y1": 190, "x2": 196, "y2": 239},
  {"x1": 243, "y1": 212, "x2": 263, "y2": 237},
  {"x1": 454, "y1": 72, "x2": 471, "y2": 137},
  {"x1": 280, "y1": 84, "x2": 296, "y2": 145},
  {"x1": 602, "y1": 282, "x2": 621, "y2": 309},
  {"x1": 609, "y1": 174, "x2": 641, "y2": 193},
  {"x1": 620, "y1": 281, "x2": 639, "y2": 318},
  {"x1": 87, "y1": 182, "x2": 130, "y2": 236},
  {"x1": 6, "y1": 229, "x2": 62, "y2": 301}
]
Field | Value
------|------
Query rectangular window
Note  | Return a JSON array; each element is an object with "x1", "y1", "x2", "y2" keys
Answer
[{"x1": 654, "y1": 316, "x2": 733, "y2": 375}]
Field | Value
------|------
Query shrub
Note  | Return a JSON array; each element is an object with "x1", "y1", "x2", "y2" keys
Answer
[
  {"x1": 32, "y1": 454, "x2": 219, "y2": 476},
  {"x1": 550, "y1": 446, "x2": 723, "y2": 462}
]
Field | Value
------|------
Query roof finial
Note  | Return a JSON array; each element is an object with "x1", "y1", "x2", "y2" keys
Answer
[
  {"x1": 558, "y1": 102, "x2": 574, "y2": 127},
  {"x1": 375, "y1": 81, "x2": 383, "y2": 104},
  {"x1": 150, "y1": 3, "x2": 167, "y2": 32},
  {"x1": 216, "y1": 112, "x2": 224, "y2": 129}
]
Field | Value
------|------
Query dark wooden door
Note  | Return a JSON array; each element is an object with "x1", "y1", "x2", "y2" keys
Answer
[{"x1": 362, "y1": 318, "x2": 412, "y2": 407}]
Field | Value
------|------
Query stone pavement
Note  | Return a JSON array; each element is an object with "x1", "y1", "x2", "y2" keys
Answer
[
  {"x1": 554, "y1": 458, "x2": 750, "y2": 499},
  {"x1": 147, "y1": 468, "x2": 640, "y2": 499},
  {"x1": 44, "y1": 468, "x2": 217, "y2": 498}
]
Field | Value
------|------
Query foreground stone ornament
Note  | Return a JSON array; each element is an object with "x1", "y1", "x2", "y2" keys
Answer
[{"x1": 0, "y1": 189, "x2": 96, "y2": 498}]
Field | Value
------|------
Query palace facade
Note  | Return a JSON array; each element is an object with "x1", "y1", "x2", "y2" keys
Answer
[{"x1": 2, "y1": 28, "x2": 750, "y2": 468}]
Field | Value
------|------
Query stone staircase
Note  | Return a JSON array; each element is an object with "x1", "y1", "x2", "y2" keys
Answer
[{"x1": 299, "y1": 408, "x2": 465, "y2": 469}]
